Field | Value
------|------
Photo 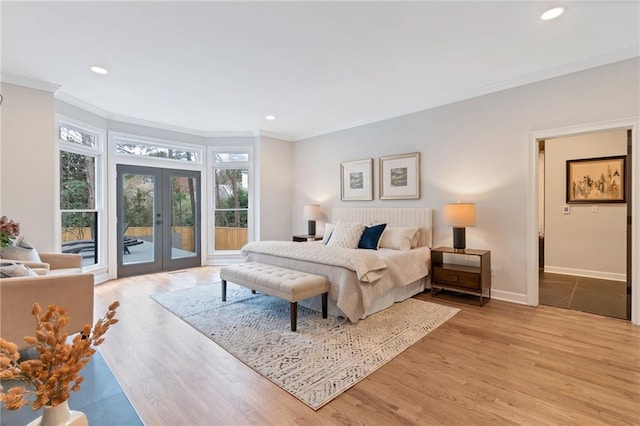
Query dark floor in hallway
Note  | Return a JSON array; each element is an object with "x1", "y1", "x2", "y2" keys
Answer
[{"x1": 539, "y1": 271, "x2": 627, "y2": 320}]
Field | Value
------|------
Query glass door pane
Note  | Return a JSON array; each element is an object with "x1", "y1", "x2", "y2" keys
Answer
[
  {"x1": 117, "y1": 165, "x2": 162, "y2": 277},
  {"x1": 122, "y1": 172, "x2": 156, "y2": 265},
  {"x1": 170, "y1": 175, "x2": 197, "y2": 260}
]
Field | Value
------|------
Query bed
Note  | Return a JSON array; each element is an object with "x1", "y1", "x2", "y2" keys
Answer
[{"x1": 241, "y1": 207, "x2": 433, "y2": 322}]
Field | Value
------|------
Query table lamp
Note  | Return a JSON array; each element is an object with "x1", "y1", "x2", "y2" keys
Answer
[
  {"x1": 443, "y1": 202, "x2": 476, "y2": 252},
  {"x1": 303, "y1": 204, "x2": 322, "y2": 236}
]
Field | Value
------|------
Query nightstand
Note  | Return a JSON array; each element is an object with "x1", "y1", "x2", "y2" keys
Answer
[
  {"x1": 292, "y1": 235, "x2": 323, "y2": 242},
  {"x1": 430, "y1": 247, "x2": 491, "y2": 306}
]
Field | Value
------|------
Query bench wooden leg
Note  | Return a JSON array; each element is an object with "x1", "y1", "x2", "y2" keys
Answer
[
  {"x1": 322, "y1": 292, "x2": 328, "y2": 319},
  {"x1": 290, "y1": 302, "x2": 297, "y2": 332},
  {"x1": 221, "y1": 279, "x2": 227, "y2": 301}
]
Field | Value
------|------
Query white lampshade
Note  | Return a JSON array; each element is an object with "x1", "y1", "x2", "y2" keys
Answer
[
  {"x1": 303, "y1": 204, "x2": 322, "y2": 220},
  {"x1": 443, "y1": 203, "x2": 476, "y2": 227}
]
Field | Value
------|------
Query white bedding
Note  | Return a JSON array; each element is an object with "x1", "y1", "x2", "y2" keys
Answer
[{"x1": 241, "y1": 241, "x2": 430, "y2": 322}]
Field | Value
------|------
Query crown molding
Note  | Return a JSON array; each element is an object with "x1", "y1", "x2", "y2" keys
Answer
[
  {"x1": 253, "y1": 130, "x2": 295, "y2": 142},
  {"x1": 0, "y1": 73, "x2": 60, "y2": 93},
  {"x1": 56, "y1": 92, "x2": 256, "y2": 139},
  {"x1": 55, "y1": 91, "x2": 111, "y2": 118},
  {"x1": 202, "y1": 130, "x2": 256, "y2": 138}
]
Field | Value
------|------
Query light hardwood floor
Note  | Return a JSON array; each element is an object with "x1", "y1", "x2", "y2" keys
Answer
[{"x1": 94, "y1": 267, "x2": 640, "y2": 425}]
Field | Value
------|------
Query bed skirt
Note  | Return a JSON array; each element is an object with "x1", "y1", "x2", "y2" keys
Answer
[{"x1": 300, "y1": 276, "x2": 429, "y2": 320}]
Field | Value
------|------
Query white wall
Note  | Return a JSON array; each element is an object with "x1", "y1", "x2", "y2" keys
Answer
[
  {"x1": 544, "y1": 130, "x2": 627, "y2": 280},
  {"x1": 0, "y1": 83, "x2": 57, "y2": 251},
  {"x1": 256, "y1": 136, "x2": 293, "y2": 241},
  {"x1": 292, "y1": 58, "x2": 640, "y2": 303}
]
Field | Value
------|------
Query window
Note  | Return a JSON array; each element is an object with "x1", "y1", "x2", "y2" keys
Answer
[
  {"x1": 58, "y1": 120, "x2": 103, "y2": 268},
  {"x1": 59, "y1": 124, "x2": 97, "y2": 148},
  {"x1": 212, "y1": 148, "x2": 251, "y2": 251},
  {"x1": 115, "y1": 137, "x2": 201, "y2": 163}
]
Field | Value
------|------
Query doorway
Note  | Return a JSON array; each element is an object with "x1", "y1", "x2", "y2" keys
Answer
[
  {"x1": 117, "y1": 165, "x2": 201, "y2": 277},
  {"x1": 537, "y1": 129, "x2": 631, "y2": 320}
]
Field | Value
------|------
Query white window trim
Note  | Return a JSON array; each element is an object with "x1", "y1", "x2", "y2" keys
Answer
[{"x1": 56, "y1": 115, "x2": 106, "y2": 276}]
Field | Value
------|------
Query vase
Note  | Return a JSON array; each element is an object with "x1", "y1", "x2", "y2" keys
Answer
[{"x1": 26, "y1": 400, "x2": 88, "y2": 426}]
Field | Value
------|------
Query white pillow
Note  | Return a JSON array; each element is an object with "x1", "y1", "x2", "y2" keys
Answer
[
  {"x1": 0, "y1": 261, "x2": 38, "y2": 278},
  {"x1": 322, "y1": 223, "x2": 335, "y2": 245},
  {"x1": 326, "y1": 222, "x2": 365, "y2": 249},
  {"x1": 411, "y1": 230, "x2": 421, "y2": 248},
  {"x1": 379, "y1": 227, "x2": 420, "y2": 251},
  {"x1": 0, "y1": 236, "x2": 41, "y2": 262}
]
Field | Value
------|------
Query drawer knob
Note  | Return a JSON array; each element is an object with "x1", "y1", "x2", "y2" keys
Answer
[{"x1": 452, "y1": 275, "x2": 459, "y2": 282}]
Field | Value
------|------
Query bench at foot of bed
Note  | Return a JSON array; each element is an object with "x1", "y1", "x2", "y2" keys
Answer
[{"x1": 220, "y1": 262, "x2": 329, "y2": 331}]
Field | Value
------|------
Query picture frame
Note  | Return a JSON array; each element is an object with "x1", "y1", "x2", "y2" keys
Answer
[
  {"x1": 566, "y1": 155, "x2": 626, "y2": 203},
  {"x1": 340, "y1": 158, "x2": 373, "y2": 201},
  {"x1": 379, "y1": 152, "x2": 420, "y2": 200}
]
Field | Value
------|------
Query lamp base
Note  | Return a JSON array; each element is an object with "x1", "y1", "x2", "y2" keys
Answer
[
  {"x1": 307, "y1": 220, "x2": 316, "y2": 236},
  {"x1": 452, "y1": 227, "x2": 466, "y2": 252}
]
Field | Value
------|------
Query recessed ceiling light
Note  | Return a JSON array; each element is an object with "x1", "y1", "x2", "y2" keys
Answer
[
  {"x1": 90, "y1": 65, "x2": 109, "y2": 75},
  {"x1": 265, "y1": 115, "x2": 276, "y2": 121},
  {"x1": 541, "y1": 7, "x2": 564, "y2": 21}
]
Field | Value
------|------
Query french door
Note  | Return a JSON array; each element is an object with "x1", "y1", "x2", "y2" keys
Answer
[{"x1": 117, "y1": 165, "x2": 201, "y2": 277}]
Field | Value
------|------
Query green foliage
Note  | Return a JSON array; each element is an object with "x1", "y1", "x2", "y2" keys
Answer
[
  {"x1": 214, "y1": 169, "x2": 248, "y2": 228},
  {"x1": 124, "y1": 188, "x2": 153, "y2": 227},
  {"x1": 122, "y1": 175, "x2": 197, "y2": 228},
  {"x1": 60, "y1": 151, "x2": 95, "y2": 238}
]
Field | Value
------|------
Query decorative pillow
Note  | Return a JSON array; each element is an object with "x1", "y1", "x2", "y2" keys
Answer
[
  {"x1": 322, "y1": 223, "x2": 335, "y2": 245},
  {"x1": 358, "y1": 223, "x2": 387, "y2": 250},
  {"x1": 0, "y1": 236, "x2": 41, "y2": 262},
  {"x1": 379, "y1": 226, "x2": 420, "y2": 251},
  {"x1": 0, "y1": 261, "x2": 38, "y2": 278},
  {"x1": 411, "y1": 230, "x2": 421, "y2": 248},
  {"x1": 326, "y1": 222, "x2": 365, "y2": 249}
]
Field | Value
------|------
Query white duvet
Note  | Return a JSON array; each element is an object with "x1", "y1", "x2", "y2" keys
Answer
[{"x1": 240, "y1": 241, "x2": 430, "y2": 322}]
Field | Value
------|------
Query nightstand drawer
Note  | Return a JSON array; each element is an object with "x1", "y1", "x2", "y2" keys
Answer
[{"x1": 433, "y1": 267, "x2": 480, "y2": 290}]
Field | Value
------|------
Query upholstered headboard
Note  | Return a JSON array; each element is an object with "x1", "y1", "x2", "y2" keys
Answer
[{"x1": 331, "y1": 207, "x2": 434, "y2": 248}]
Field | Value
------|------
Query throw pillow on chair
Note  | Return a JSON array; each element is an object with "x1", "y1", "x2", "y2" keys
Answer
[{"x1": 0, "y1": 236, "x2": 41, "y2": 262}]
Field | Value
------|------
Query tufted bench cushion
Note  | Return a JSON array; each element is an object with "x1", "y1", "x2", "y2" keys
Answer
[{"x1": 220, "y1": 262, "x2": 330, "y2": 331}]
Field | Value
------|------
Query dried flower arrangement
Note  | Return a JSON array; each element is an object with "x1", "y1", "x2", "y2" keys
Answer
[
  {"x1": 0, "y1": 301, "x2": 120, "y2": 410},
  {"x1": 0, "y1": 216, "x2": 20, "y2": 248}
]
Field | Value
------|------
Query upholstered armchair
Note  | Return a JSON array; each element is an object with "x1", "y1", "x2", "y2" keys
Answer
[
  {"x1": 21, "y1": 252, "x2": 84, "y2": 275},
  {"x1": 0, "y1": 252, "x2": 94, "y2": 350}
]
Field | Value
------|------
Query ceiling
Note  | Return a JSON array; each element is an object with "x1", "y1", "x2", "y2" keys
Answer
[{"x1": 2, "y1": 1, "x2": 639, "y2": 140}]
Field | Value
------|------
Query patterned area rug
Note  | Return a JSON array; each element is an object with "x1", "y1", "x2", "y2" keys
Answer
[{"x1": 151, "y1": 282, "x2": 459, "y2": 410}]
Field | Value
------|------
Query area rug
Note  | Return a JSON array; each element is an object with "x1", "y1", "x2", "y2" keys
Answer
[{"x1": 151, "y1": 282, "x2": 459, "y2": 410}]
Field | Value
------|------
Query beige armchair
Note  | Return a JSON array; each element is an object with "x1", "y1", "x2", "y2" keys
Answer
[
  {"x1": 0, "y1": 253, "x2": 94, "y2": 350},
  {"x1": 11, "y1": 252, "x2": 83, "y2": 275}
]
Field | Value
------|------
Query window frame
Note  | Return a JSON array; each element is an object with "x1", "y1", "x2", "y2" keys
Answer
[
  {"x1": 57, "y1": 116, "x2": 106, "y2": 272},
  {"x1": 209, "y1": 146, "x2": 254, "y2": 255}
]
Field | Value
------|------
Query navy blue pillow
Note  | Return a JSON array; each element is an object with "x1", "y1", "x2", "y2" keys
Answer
[{"x1": 357, "y1": 223, "x2": 387, "y2": 250}]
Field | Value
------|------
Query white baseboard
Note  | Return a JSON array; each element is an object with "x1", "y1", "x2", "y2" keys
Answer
[
  {"x1": 93, "y1": 272, "x2": 110, "y2": 284},
  {"x1": 491, "y1": 289, "x2": 529, "y2": 305},
  {"x1": 544, "y1": 266, "x2": 626, "y2": 282},
  {"x1": 206, "y1": 256, "x2": 244, "y2": 266}
]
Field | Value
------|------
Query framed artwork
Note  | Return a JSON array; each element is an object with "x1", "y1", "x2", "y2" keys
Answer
[
  {"x1": 379, "y1": 152, "x2": 420, "y2": 200},
  {"x1": 340, "y1": 158, "x2": 373, "y2": 201},
  {"x1": 566, "y1": 155, "x2": 626, "y2": 203}
]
